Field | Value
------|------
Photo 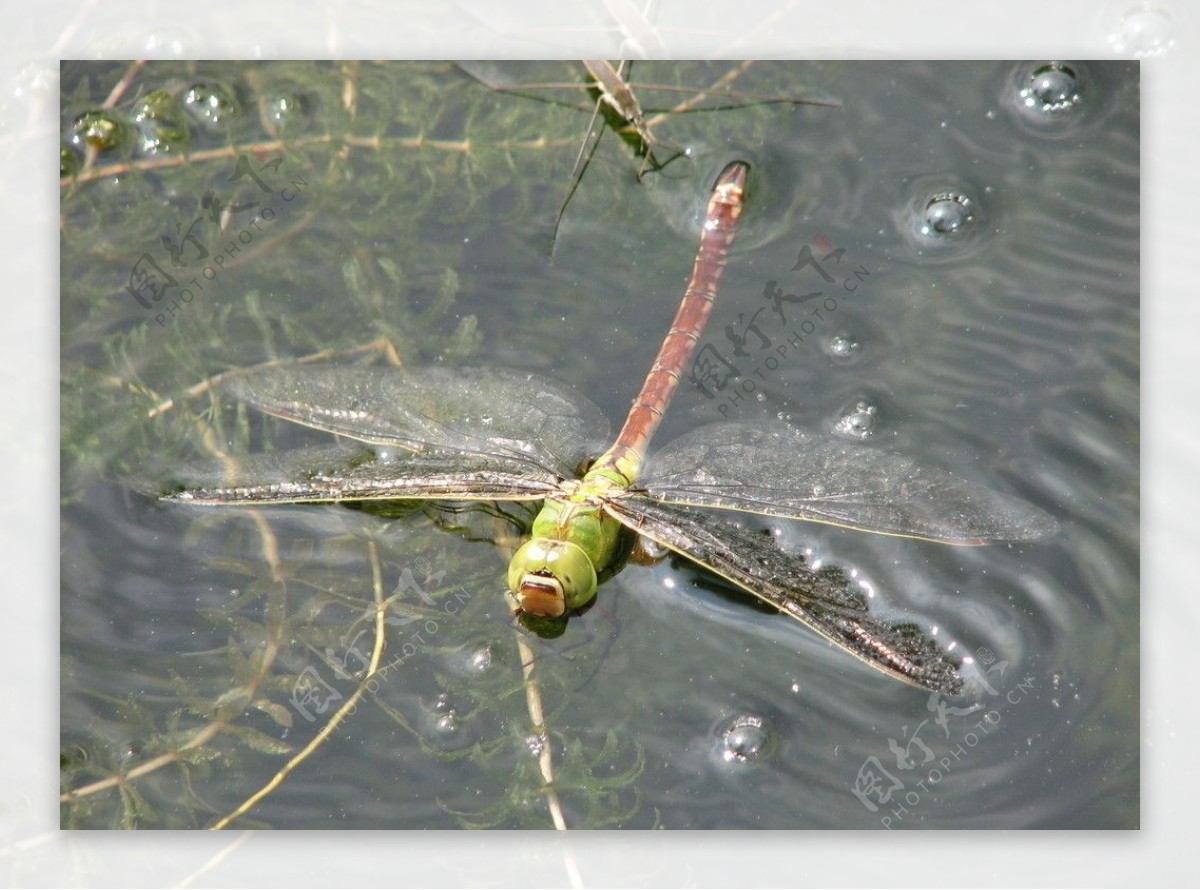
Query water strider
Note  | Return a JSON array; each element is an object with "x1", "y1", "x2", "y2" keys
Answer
[
  {"x1": 160, "y1": 162, "x2": 1056, "y2": 695},
  {"x1": 457, "y1": 61, "x2": 838, "y2": 249}
]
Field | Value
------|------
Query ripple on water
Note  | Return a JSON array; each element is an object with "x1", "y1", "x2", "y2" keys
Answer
[{"x1": 642, "y1": 143, "x2": 814, "y2": 253}]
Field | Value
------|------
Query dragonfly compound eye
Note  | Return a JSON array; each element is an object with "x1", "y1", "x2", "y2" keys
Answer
[{"x1": 508, "y1": 539, "x2": 598, "y2": 616}]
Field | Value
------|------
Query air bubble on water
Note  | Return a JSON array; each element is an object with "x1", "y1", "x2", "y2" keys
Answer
[
  {"x1": 263, "y1": 93, "x2": 306, "y2": 128},
  {"x1": 131, "y1": 90, "x2": 190, "y2": 156},
  {"x1": 921, "y1": 193, "x2": 975, "y2": 237},
  {"x1": 69, "y1": 110, "x2": 132, "y2": 154},
  {"x1": 1108, "y1": 5, "x2": 1175, "y2": 57},
  {"x1": 524, "y1": 732, "x2": 548, "y2": 758},
  {"x1": 1019, "y1": 63, "x2": 1083, "y2": 114},
  {"x1": 469, "y1": 644, "x2": 494, "y2": 674},
  {"x1": 119, "y1": 742, "x2": 142, "y2": 766},
  {"x1": 13, "y1": 61, "x2": 56, "y2": 103},
  {"x1": 143, "y1": 30, "x2": 187, "y2": 57},
  {"x1": 835, "y1": 400, "x2": 879, "y2": 439},
  {"x1": 715, "y1": 713, "x2": 771, "y2": 764},
  {"x1": 430, "y1": 692, "x2": 460, "y2": 735},
  {"x1": 829, "y1": 333, "x2": 859, "y2": 358},
  {"x1": 899, "y1": 174, "x2": 988, "y2": 257},
  {"x1": 183, "y1": 82, "x2": 241, "y2": 128}
]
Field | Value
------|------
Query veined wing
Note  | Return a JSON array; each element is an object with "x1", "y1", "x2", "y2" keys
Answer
[
  {"x1": 639, "y1": 423, "x2": 1058, "y2": 545},
  {"x1": 223, "y1": 365, "x2": 608, "y2": 480},
  {"x1": 157, "y1": 443, "x2": 560, "y2": 506},
  {"x1": 603, "y1": 494, "x2": 963, "y2": 693}
]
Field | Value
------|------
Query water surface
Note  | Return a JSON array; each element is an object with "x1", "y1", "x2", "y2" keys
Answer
[{"x1": 60, "y1": 60, "x2": 1138, "y2": 829}]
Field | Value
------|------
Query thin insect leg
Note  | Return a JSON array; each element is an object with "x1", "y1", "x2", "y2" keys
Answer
[{"x1": 551, "y1": 79, "x2": 611, "y2": 255}]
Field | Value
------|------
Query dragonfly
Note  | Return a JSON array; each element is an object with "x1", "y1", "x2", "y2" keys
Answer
[
  {"x1": 159, "y1": 162, "x2": 1056, "y2": 695},
  {"x1": 458, "y1": 61, "x2": 838, "y2": 249}
]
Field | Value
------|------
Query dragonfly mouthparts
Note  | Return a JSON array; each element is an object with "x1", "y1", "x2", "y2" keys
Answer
[{"x1": 517, "y1": 573, "x2": 566, "y2": 619}]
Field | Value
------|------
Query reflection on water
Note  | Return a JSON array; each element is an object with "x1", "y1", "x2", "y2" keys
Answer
[{"x1": 61, "y1": 60, "x2": 1137, "y2": 829}]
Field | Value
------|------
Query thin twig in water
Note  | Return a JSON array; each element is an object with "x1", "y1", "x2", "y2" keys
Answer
[{"x1": 208, "y1": 538, "x2": 388, "y2": 829}]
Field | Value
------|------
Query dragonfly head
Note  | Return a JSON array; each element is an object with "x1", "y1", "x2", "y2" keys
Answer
[{"x1": 507, "y1": 538, "x2": 598, "y2": 618}]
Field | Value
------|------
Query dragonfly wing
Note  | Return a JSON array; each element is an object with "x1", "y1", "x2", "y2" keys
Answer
[
  {"x1": 156, "y1": 443, "x2": 560, "y2": 505},
  {"x1": 604, "y1": 494, "x2": 964, "y2": 693},
  {"x1": 223, "y1": 365, "x2": 608, "y2": 479},
  {"x1": 640, "y1": 423, "x2": 1058, "y2": 544}
]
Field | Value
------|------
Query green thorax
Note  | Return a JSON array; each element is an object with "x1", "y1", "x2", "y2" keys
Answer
[{"x1": 505, "y1": 447, "x2": 641, "y2": 618}]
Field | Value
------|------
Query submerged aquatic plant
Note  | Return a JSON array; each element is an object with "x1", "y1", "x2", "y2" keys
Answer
[{"x1": 62, "y1": 60, "x2": 809, "y2": 828}]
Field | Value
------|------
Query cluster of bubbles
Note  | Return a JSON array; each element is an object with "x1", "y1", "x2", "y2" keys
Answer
[
  {"x1": 834, "y1": 398, "x2": 880, "y2": 440},
  {"x1": 895, "y1": 60, "x2": 1095, "y2": 262},
  {"x1": 60, "y1": 78, "x2": 310, "y2": 177},
  {"x1": 427, "y1": 691, "x2": 461, "y2": 736},
  {"x1": 835, "y1": 60, "x2": 1100, "y2": 450},
  {"x1": 62, "y1": 81, "x2": 230, "y2": 176}
]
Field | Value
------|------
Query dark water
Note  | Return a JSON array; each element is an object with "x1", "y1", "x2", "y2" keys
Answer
[{"x1": 60, "y1": 60, "x2": 1137, "y2": 829}]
